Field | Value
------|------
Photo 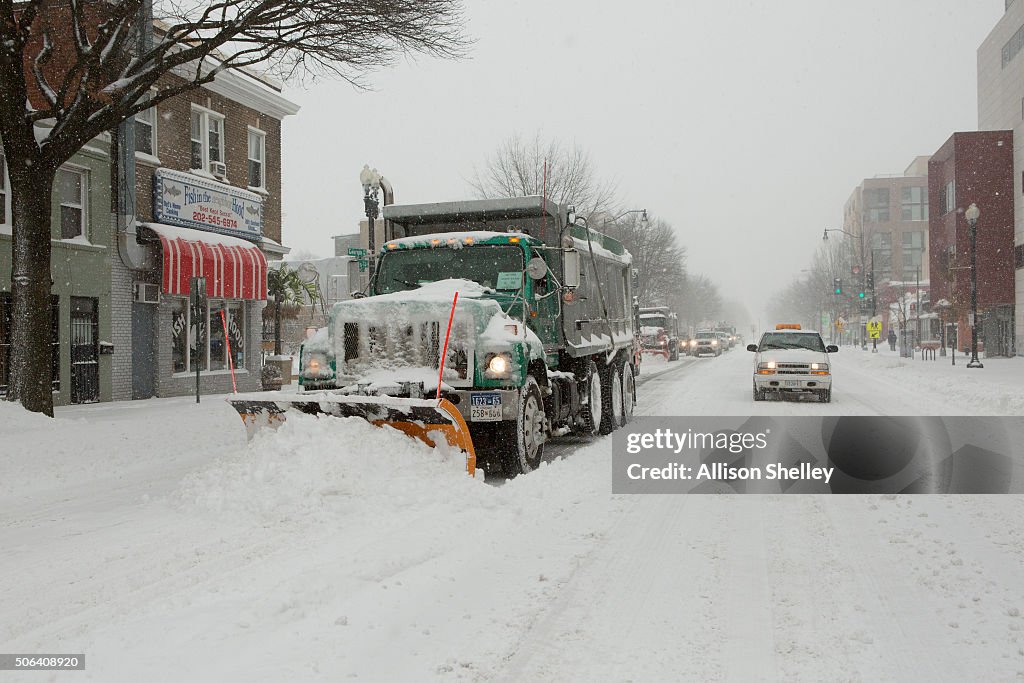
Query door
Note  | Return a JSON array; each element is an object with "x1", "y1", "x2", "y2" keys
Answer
[
  {"x1": 132, "y1": 301, "x2": 157, "y2": 399},
  {"x1": 70, "y1": 297, "x2": 99, "y2": 404}
]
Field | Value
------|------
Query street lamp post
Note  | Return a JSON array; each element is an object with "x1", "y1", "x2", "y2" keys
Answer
[
  {"x1": 823, "y1": 227, "x2": 869, "y2": 350},
  {"x1": 965, "y1": 203, "x2": 983, "y2": 368},
  {"x1": 359, "y1": 164, "x2": 382, "y2": 282}
]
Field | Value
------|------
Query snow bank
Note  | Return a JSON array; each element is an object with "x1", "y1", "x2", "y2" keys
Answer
[{"x1": 172, "y1": 411, "x2": 488, "y2": 525}]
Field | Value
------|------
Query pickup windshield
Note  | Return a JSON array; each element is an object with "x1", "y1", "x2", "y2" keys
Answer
[
  {"x1": 758, "y1": 332, "x2": 826, "y2": 353},
  {"x1": 375, "y1": 244, "x2": 525, "y2": 294}
]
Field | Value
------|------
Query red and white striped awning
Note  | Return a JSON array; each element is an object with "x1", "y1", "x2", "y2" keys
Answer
[{"x1": 143, "y1": 223, "x2": 268, "y2": 300}]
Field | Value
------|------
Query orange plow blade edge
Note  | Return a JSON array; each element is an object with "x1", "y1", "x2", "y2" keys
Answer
[{"x1": 227, "y1": 393, "x2": 476, "y2": 476}]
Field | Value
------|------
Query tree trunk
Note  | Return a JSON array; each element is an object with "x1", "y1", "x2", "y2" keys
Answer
[{"x1": 7, "y1": 167, "x2": 56, "y2": 416}]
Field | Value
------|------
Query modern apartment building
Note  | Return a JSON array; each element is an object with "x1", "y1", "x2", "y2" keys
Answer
[
  {"x1": 842, "y1": 157, "x2": 932, "y2": 295},
  {"x1": 978, "y1": 0, "x2": 1024, "y2": 354}
]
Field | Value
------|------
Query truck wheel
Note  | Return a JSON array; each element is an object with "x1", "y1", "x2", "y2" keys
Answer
[
  {"x1": 578, "y1": 360, "x2": 602, "y2": 436},
  {"x1": 619, "y1": 363, "x2": 635, "y2": 426},
  {"x1": 819, "y1": 388, "x2": 832, "y2": 403},
  {"x1": 599, "y1": 363, "x2": 619, "y2": 435},
  {"x1": 753, "y1": 383, "x2": 765, "y2": 401},
  {"x1": 669, "y1": 347, "x2": 679, "y2": 362},
  {"x1": 498, "y1": 375, "x2": 546, "y2": 475}
]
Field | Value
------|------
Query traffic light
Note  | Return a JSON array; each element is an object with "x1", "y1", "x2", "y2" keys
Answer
[
  {"x1": 866, "y1": 272, "x2": 874, "y2": 290},
  {"x1": 833, "y1": 278, "x2": 842, "y2": 295}
]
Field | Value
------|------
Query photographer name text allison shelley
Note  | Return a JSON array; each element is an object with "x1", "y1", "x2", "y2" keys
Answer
[{"x1": 621, "y1": 428, "x2": 834, "y2": 484}]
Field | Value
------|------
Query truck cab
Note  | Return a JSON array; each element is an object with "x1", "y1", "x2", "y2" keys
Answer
[{"x1": 748, "y1": 324, "x2": 838, "y2": 402}]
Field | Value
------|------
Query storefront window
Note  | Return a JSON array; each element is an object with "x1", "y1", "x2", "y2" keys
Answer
[
  {"x1": 171, "y1": 299, "x2": 188, "y2": 373},
  {"x1": 171, "y1": 298, "x2": 245, "y2": 373}
]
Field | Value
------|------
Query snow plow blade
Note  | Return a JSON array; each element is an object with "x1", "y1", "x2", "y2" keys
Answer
[{"x1": 227, "y1": 393, "x2": 476, "y2": 476}]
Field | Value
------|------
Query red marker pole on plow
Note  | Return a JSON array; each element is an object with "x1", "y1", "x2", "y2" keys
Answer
[
  {"x1": 221, "y1": 309, "x2": 238, "y2": 394},
  {"x1": 437, "y1": 291, "x2": 459, "y2": 402}
]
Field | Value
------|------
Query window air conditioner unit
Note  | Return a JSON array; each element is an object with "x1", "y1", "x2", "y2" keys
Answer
[
  {"x1": 133, "y1": 282, "x2": 160, "y2": 304},
  {"x1": 209, "y1": 161, "x2": 227, "y2": 179}
]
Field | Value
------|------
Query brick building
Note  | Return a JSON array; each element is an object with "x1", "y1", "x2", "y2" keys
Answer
[
  {"x1": 115, "y1": 61, "x2": 299, "y2": 399},
  {"x1": 3, "y1": 6, "x2": 300, "y2": 402},
  {"x1": 928, "y1": 131, "x2": 1016, "y2": 357}
]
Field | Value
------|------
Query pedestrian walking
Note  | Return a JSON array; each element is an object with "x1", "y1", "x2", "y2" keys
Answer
[{"x1": 887, "y1": 329, "x2": 897, "y2": 351}]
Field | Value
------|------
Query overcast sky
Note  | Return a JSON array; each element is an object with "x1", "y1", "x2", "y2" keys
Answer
[{"x1": 280, "y1": 0, "x2": 1004, "y2": 322}]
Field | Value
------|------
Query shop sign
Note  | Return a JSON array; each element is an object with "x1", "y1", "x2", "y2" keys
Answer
[{"x1": 154, "y1": 168, "x2": 263, "y2": 240}]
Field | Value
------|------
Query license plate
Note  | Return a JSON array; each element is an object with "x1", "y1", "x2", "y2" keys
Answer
[
  {"x1": 784, "y1": 380, "x2": 800, "y2": 387},
  {"x1": 470, "y1": 392, "x2": 502, "y2": 421}
]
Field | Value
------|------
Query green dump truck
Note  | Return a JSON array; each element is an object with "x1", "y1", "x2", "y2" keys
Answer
[{"x1": 291, "y1": 196, "x2": 638, "y2": 476}]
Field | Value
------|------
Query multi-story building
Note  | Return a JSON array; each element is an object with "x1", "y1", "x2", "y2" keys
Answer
[
  {"x1": 2, "y1": 10, "x2": 299, "y2": 404},
  {"x1": 115, "y1": 62, "x2": 299, "y2": 399},
  {"x1": 1, "y1": 137, "x2": 115, "y2": 405},
  {"x1": 928, "y1": 131, "x2": 1016, "y2": 357},
  {"x1": 978, "y1": 0, "x2": 1024, "y2": 354},
  {"x1": 841, "y1": 157, "x2": 932, "y2": 342}
]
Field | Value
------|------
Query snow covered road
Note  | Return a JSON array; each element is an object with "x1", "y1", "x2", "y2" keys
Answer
[{"x1": 2, "y1": 349, "x2": 1024, "y2": 681}]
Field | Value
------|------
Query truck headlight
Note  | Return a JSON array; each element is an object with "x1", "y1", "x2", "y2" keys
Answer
[
  {"x1": 303, "y1": 352, "x2": 330, "y2": 377},
  {"x1": 810, "y1": 362, "x2": 830, "y2": 375},
  {"x1": 484, "y1": 352, "x2": 513, "y2": 378},
  {"x1": 757, "y1": 361, "x2": 776, "y2": 375},
  {"x1": 711, "y1": 339, "x2": 718, "y2": 346}
]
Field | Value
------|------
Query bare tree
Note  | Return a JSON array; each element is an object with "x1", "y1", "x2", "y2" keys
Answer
[
  {"x1": 0, "y1": 0, "x2": 467, "y2": 415},
  {"x1": 468, "y1": 132, "x2": 617, "y2": 218},
  {"x1": 600, "y1": 213, "x2": 687, "y2": 307},
  {"x1": 678, "y1": 274, "x2": 722, "y2": 331}
]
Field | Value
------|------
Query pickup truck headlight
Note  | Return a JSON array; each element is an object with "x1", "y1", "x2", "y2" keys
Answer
[
  {"x1": 757, "y1": 361, "x2": 776, "y2": 375},
  {"x1": 810, "y1": 362, "x2": 830, "y2": 375},
  {"x1": 484, "y1": 352, "x2": 513, "y2": 379},
  {"x1": 711, "y1": 339, "x2": 718, "y2": 346}
]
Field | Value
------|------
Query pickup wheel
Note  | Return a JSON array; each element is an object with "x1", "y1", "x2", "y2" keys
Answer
[
  {"x1": 753, "y1": 383, "x2": 765, "y2": 401},
  {"x1": 819, "y1": 388, "x2": 832, "y2": 403},
  {"x1": 497, "y1": 375, "x2": 547, "y2": 476}
]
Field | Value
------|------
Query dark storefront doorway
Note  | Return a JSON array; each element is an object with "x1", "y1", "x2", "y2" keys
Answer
[{"x1": 70, "y1": 297, "x2": 99, "y2": 404}]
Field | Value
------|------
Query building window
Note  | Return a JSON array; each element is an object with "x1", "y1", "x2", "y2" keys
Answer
[
  {"x1": 864, "y1": 188, "x2": 890, "y2": 222},
  {"x1": 1, "y1": 293, "x2": 59, "y2": 395},
  {"x1": 248, "y1": 128, "x2": 265, "y2": 189},
  {"x1": 903, "y1": 231, "x2": 925, "y2": 270},
  {"x1": 136, "y1": 96, "x2": 157, "y2": 157},
  {"x1": 57, "y1": 167, "x2": 86, "y2": 240},
  {"x1": 870, "y1": 232, "x2": 892, "y2": 281},
  {"x1": 171, "y1": 297, "x2": 245, "y2": 373},
  {"x1": 942, "y1": 180, "x2": 955, "y2": 214},
  {"x1": 1015, "y1": 243, "x2": 1024, "y2": 269},
  {"x1": 190, "y1": 107, "x2": 225, "y2": 172},
  {"x1": 1002, "y1": 23, "x2": 1024, "y2": 68},
  {"x1": 0, "y1": 148, "x2": 8, "y2": 227},
  {"x1": 901, "y1": 187, "x2": 928, "y2": 221}
]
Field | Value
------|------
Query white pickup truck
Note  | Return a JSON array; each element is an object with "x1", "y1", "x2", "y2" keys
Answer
[{"x1": 747, "y1": 325, "x2": 838, "y2": 403}]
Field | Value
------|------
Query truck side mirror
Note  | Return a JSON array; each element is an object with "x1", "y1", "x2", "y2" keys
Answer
[{"x1": 562, "y1": 249, "x2": 581, "y2": 289}]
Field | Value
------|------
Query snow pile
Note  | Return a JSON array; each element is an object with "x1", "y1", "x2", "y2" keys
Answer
[
  {"x1": 172, "y1": 411, "x2": 487, "y2": 525},
  {"x1": 0, "y1": 400, "x2": 55, "y2": 431}
]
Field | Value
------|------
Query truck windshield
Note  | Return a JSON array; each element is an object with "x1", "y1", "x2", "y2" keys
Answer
[
  {"x1": 758, "y1": 333, "x2": 826, "y2": 353},
  {"x1": 375, "y1": 245, "x2": 525, "y2": 294},
  {"x1": 641, "y1": 315, "x2": 667, "y2": 329}
]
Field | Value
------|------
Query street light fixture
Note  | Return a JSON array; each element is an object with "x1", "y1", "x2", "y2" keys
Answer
[
  {"x1": 964, "y1": 202, "x2": 983, "y2": 368},
  {"x1": 359, "y1": 164, "x2": 382, "y2": 280},
  {"x1": 823, "y1": 227, "x2": 874, "y2": 350}
]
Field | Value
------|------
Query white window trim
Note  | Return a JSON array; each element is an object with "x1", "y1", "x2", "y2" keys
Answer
[
  {"x1": 190, "y1": 105, "x2": 225, "y2": 175},
  {"x1": 57, "y1": 164, "x2": 88, "y2": 241},
  {"x1": 247, "y1": 126, "x2": 266, "y2": 191},
  {"x1": 134, "y1": 92, "x2": 159, "y2": 163}
]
